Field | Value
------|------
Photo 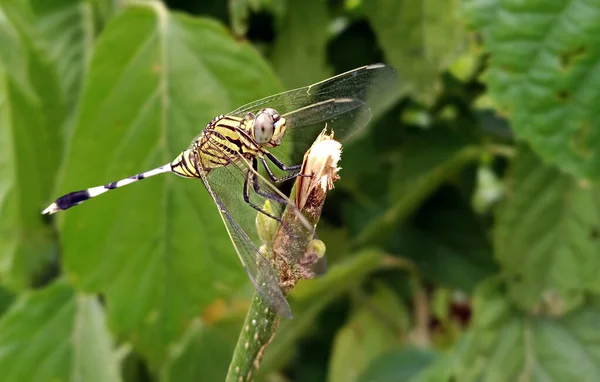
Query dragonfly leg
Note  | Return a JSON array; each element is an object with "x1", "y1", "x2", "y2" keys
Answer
[
  {"x1": 250, "y1": 158, "x2": 288, "y2": 204},
  {"x1": 243, "y1": 168, "x2": 283, "y2": 222},
  {"x1": 262, "y1": 152, "x2": 305, "y2": 182},
  {"x1": 264, "y1": 151, "x2": 301, "y2": 171}
]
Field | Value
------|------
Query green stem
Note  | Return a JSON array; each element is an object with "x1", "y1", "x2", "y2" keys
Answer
[
  {"x1": 226, "y1": 199, "x2": 320, "y2": 381},
  {"x1": 225, "y1": 295, "x2": 279, "y2": 382},
  {"x1": 226, "y1": 132, "x2": 337, "y2": 381}
]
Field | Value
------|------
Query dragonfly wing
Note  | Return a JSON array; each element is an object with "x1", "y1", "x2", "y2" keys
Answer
[
  {"x1": 275, "y1": 98, "x2": 372, "y2": 165},
  {"x1": 199, "y1": 164, "x2": 293, "y2": 318},
  {"x1": 229, "y1": 64, "x2": 396, "y2": 120},
  {"x1": 228, "y1": 63, "x2": 397, "y2": 164},
  {"x1": 198, "y1": 138, "x2": 316, "y2": 318}
]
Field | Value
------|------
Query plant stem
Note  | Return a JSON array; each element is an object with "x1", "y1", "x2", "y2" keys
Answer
[
  {"x1": 225, "y1": 295, "x2": 280, "y2": 382},
  {"x1": 226, "y1": 129, "x2": 341, "y2": 382}
]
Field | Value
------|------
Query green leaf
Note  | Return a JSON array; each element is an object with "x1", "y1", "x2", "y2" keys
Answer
[
  {"x1": 495, "y1": 147, "x2": 600, "y2": 312},
  {"x1": 88, "y1": 0, "x2": 117, "y2": 31},
  {"x1": 393, "y1": 212, "x2": 496, "y2": 294},
  {"x1": 0, "y1": 6, "x2": 31, "y2": 97},
  {"x1": 1, "y1": 0, "x2": 94, "y2": 114},
  {"x1": 58, "y1": 2, "x2": 282, "y2": 368},
  {"x1": 452, "y1": 281, "x2": 600, "y2": 381},
  {"x1": 463, "y1": 0, "x2": 600, "y2": 179},
  {"x1": 365, "y1": 0, "x2": 466, "y2": 103},
  {"x1": 357, "y1": 347, "x2": 438, "y2": 382},
  {"x1": 353, "y1": 129, "x2": 482, "y2": 248},
  {"x1": 327, "y1": 283, "x2": 409, "y2": 382},
  {"x1": 270, "y1": 0, "x2": 330, "y2": 88},
  {"x1": 0, "y1": 285, "x2": 14, "y2": 316},
  {"x1": 229, "y1": 0, "x2": 285, "y2": 36},
  {"x1": 0, "y1": 280, "x2": 121, "y2": 382},
  {"x1": 0, "y1": 66, "x2": 57, "y2": 290},
  {"x1": 0, "y1": 0, "x2": 93, "y2": 290}
]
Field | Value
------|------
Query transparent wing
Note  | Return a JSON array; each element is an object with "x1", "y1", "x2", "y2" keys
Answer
[
  {"x1": 229, "y1": 64, "x2": 397, "y2": 125},
  {"x1": 197, "y1": 139, "x2": 315, "y2": 318},
  {"x1": 229, "y1": 64, "x2": 398, "y2": 164}
]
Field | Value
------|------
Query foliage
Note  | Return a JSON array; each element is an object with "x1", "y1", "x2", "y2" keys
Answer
[{"x1": 1, "y1": 0, "x2": 599, "y2": 381}]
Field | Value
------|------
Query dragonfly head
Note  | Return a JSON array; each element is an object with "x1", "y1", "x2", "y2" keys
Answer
[{"x1": 252, "y1": 108, "x2": 287, "y2": 148}]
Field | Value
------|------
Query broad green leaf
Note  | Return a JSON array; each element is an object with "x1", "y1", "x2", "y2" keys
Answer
[
  {"x1": 0, "y1": 0, "x2": 93, "y2": 289},
  {"x1": 0, "y1": 0, "x2": 94, "y2": 115},
  {"x1": 0, "y1": 7, "x2": 31, "y2": 96},
  {"x1": 327, "y1": 284, "x2": 409, "y2": 382},
  {"x1": 452, "y1": 281, "x2": 600, "y2": 382},
  {"x1": 365, "y1": 0, "x2": 466, "y2": 103},
  {"x1": 0, "y1": 68, "x2": 57, "y2": 290},
  {"x1": 0, "y1": 280, "x2": 121, "y2": 382},
  {"x1": 58, "y1": 1, "x2": 282, "y2": 367},
  {"x1": 88, "y1": 0, "x2": 118, "y2": 31},
  {"x1": 496, "y1": 147, "x2": 600, "y2": 312},
  {"x1": 357, "y1": 347, "x2": 438, "y2": 382},
  {"x1": 270, "y1": 0, "x2": 330, "y2": 88},
  {"x1": 463, "y1": 0, "x2": 600, "y2": 179}
]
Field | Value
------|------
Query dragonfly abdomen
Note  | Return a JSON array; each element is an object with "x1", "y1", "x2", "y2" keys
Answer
[
  {"x1": 42, "y1": 164, "x2": 172, "y2": 214},
  {"x1": 171, "y1": 150, "x2": 200, "y2": 178}
]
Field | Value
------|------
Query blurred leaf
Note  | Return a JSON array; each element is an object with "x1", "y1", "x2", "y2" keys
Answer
[
  {"x1": 327, "y1": 284, "x2": 409, "y2": 382},
  {"x1": 391, "y1": 171, "x2": 498, "y2": 293},
  {"x1": 389, "y1": 130, "x2": 476, "y2": 202},
  {"x1": 229, "y1": 0, "x2": 256, "y2": 36},
  {"x1": 314, "y1": 222, "x2": 352, "y2": 264},
  {"x1": 471, "y1": 164, "x2": 503, "y2": 215},
  {"x1": 270, "y1": 0, "x2": 330, "y2": 88},
  {"x1": 496, "y1": 147, "x2": 600, "y2": 313},
  {"x1": 1, "y1": 0, "x2": 94, "y2": 113},
  {"x1": 58, "y1": 1, "x2": 282, "y2": 367},
  {"x1": 229, "y1": 0, "x2": 285, "y2": 36},
  {"x1": 0, "y1": 0, "x2": 93, "y2": 290},
  {"x1": 259, "y1": 249, "x2": 385, "y2": 375},
  {"x1": 0, "y1": 280, "x2": 121, "y2": 382},
  {"x1": 448, "y1": 40, "x2": 481, "y2": 83},
  {"x1": 0, "y1": 285, "x2": 14, "y2": 316},
  {"x1": 393, "y1": 225, "x2": 495, "y2": 294},
  {"x1": 0, "y1": 67, "x2": 57, "y2": 289},
  {"x1": 452, "y1": 281, "x2": 600, "y2": 381},
  {"x1": 463, "y1": 0, "x2": 600, "y2": 179},
  {"x1": 88, "y1": 0, "x2": 118, "y2": 31},
  {"x1": 365, "y1": 0, "x2": 466, "y2": 103},
  {"x1": 357, "y1": 347, "x2": 438, "y2": 382},
  {"x1": 353, "y1": 130, "x2": 481, "y2": 248},
  {"x1": 161, "y1": 316, "x2": 244, "y2": 382},
  {"x1": 0, "y1": 7, "x2": 31, "y2": 96},
  {"x1": 343, "y1": 169, "x2": 390, "y2": 239}
]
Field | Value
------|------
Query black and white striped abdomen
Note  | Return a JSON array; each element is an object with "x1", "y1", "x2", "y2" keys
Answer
[{"x1": 42, "y1": 164, "x2": 174, "y2": 215}]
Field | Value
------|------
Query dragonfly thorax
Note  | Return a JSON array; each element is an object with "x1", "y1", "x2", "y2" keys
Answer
[{"x1": 249, "y1": 108, "x2": 287, "y2": 148}]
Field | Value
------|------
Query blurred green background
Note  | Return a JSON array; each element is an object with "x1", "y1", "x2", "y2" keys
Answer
[{"x1": 2, "y1": 0, "x2": 600, "y2": 381}]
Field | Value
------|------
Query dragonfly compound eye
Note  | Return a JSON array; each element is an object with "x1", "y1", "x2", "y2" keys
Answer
[{"x1": 254, "y1": 109, "x2": 277, "y2": 144}]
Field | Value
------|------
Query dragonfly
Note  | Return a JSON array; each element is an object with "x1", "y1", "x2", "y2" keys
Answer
[{"x1": 42, "y1": 63, "x2": 398, "y2": 318}]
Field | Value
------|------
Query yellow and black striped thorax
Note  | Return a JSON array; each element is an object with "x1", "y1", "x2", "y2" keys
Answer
[{"x1": 171, "y1": 115, "x2": 260, "y2": 178}]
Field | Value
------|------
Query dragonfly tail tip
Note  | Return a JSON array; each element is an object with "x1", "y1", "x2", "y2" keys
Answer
[{"x1": 41, "y1": 203, "x2": 60, "y2": 215}]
